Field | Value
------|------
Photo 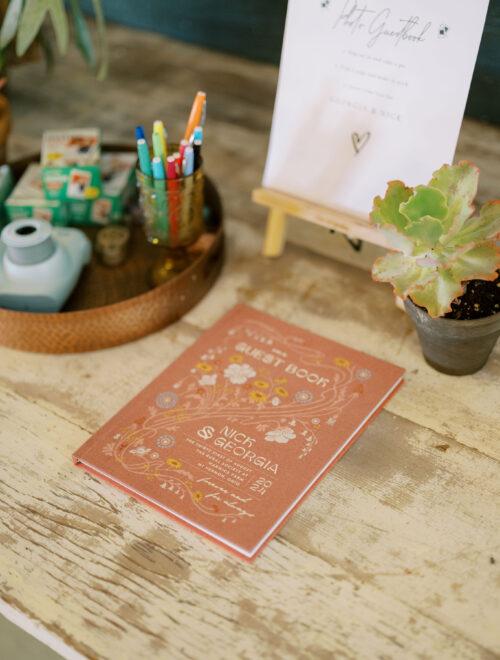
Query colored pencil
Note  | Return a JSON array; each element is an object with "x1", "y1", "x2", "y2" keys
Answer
[{"x1": 184, "y1": 91, "x2": 206, "y2": 142}]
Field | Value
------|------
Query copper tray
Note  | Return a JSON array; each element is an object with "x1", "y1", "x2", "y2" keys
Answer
[{"x1": 0, "y1": 145, "x2": 224, "y2": 353}]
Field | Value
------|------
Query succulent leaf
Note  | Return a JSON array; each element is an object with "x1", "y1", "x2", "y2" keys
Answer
[
  {"x1": 404, "y1": 215, "x2": 443, "y2": 247},
  {"x1": 448, "y1": 200, "x2": 500, "y2": 246},
  {"x1": 370, "y1": 162, "x2": 500, "y2": 317},
  {"x1": 430, "y1": 161, "x2": 478, "y2": 238},
  {"x1": 372, "y1": 253, "x2": 434, "y2": 297},
  {"x1": 449, "y1": 243, "x2": 500, "y2": 283},
  {"x1": 409, "y1": 269, "x2": 465, "y2": 318},
  {"x1": 400, "y1": 186, "x2": 447, "y2": 224},
  {"x1": 378, "y1": 226, "x2": 414, "y2": 256},
  {"x1": 370, "y1": 180, "x2": 412, "y2": 232}
]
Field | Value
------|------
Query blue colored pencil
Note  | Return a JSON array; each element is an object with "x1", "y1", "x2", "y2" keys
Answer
[
  {"x1": 183, "y1": 145, "x2": 194, "y2": 176},
  {"x1": 137, "y1": 138, "x2": 152, "y2": 177}
]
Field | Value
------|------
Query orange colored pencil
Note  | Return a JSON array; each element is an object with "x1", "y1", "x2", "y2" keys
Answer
[{"x1": 184, "y1": 91, "x2": 206, "y2": 141}]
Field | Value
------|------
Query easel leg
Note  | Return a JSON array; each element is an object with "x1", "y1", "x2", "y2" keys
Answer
[{"x1": 262, "y1": 208, "x2": 287, "y2": 257}]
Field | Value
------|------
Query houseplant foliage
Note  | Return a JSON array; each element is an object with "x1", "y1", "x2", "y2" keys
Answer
[
  {"x1": 0, "y1": 0, "x2": 108, "y2": 79},
  {"x1": 371, "y1": 161, "x2": 500, "y2": 374},
  {"x1": 371, "y1": 161, "x2": 500, "y2": 317}
]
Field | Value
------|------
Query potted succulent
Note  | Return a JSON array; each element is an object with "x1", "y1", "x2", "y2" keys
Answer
[{"x1": 370, "y1": 161, "x2": 500, "y2": 375}]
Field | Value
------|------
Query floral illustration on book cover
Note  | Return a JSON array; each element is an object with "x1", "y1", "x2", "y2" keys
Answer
[{"x1": 75, "y1": 306, "x2": 403, "y2": 555}]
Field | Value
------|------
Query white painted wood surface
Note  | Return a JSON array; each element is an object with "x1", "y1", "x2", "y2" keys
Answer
[{"x1": 1, "y1": 24, "x2": 499, "y2": 660}]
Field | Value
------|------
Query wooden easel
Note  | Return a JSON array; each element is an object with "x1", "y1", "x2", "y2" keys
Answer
[{"x1": 252, "y1": 187, "x2": 390, "y2": 257}]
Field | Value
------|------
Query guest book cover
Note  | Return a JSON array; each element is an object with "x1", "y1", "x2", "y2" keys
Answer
[{"x1": 73, "y1": 305, "x2": 404, "y2": 559}]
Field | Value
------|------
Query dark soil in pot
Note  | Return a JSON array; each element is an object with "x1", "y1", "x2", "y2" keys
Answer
[
  {"x1": 405, "y1": 272, "x2": 500, "y2": 376},
  {"x1": 445, "y1": 271, "x2": 500, "y2": 319}
]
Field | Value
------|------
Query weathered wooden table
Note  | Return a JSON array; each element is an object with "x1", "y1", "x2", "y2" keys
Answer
[{"x1": 1, "y1": 24, "x2": 499, "y2": 660}]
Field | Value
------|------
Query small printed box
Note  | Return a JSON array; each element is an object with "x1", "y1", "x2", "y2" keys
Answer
[
  {"x1": 0, "y1": 164, "x2": 14, "y2": 229},
  {"x1": 41, "y1": 128, "x2": 102, "y2": 201},
  {"x1": 5, "y1": 163, "x2": 68, "y2": 225},
  {"x1": 68, "y1": 152, "x2": 137, "y2": 225}
]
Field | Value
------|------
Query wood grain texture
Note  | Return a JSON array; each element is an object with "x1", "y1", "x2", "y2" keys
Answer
[
  {"x1": 253, "y1": 186, "x2": 392, "y2": 250},
  {"x1": 1, "y1": 23, "x2": 499, "y2": 660}
]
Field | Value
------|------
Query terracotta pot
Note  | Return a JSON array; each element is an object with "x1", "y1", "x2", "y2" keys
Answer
[{"x1": 404, "y1": 299, "x2": 500, "y2": 376}]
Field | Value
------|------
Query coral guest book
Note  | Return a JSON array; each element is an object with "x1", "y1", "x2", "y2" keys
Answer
[{"x1": 73, "y1": 305, "x2": 404, "y2": 560}]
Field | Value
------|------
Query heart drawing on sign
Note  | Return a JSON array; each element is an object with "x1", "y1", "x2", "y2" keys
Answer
[{"x1": 351, "y1": 132, "x2": 371, "y2": 155}]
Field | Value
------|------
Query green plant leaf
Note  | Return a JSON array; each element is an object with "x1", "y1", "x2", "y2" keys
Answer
[
  {"x1": 372, "y1": 160, "x2": 500, "y2": 316},
  {"x1": 372, "y1": 252, "x2": 434, "y2": 298},
  {"x1": 48, "y1": 0, "x2": 69, "y2": 55},
  {"x1": 449, "y1": 243, "x2": 500, "y2": 283},
  {"x1": 430, "y1": 161, "x2": 478, "y2": 237},
  {"x1": 16, "y1": 0, "x2": 49, "y2": 56},
  {"x1": 379, "y1": 226, "x2": 415, "y2": 256},
  {"x1": 400, "y1": 186, "x2": 448, "y2": 223},
  {"x1": 409, "y1": 268, "x2": 465, "y2": 318},
  {"x1": 91, "y1": 0, "x2": 108, "y2": 80},
  {"x1": 37, "y1": 23, "x2": 54, "y2": 72},
  {"x1": 0, "y1": 0, "x2": 24, "y2": 49},
  {"x1": 68, "y1": 0, "x2": 95, "y2": 66},
  {"x1": 450, "y1": 200, "x2": 500, "y2": 246},
  {"x1": 370, "y1": 180, "x2": 412, "y2": 232},
  {"x1": 404, "y1": 215, "x2": 443, "y2": 247}
]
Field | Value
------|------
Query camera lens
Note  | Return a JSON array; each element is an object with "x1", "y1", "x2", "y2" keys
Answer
[
  {"x1": 1, "y1": 219, "x2": 55, "y2": 265},
  {"x1": 15, "y1": 224, "x2": 37, "y2": 236}
]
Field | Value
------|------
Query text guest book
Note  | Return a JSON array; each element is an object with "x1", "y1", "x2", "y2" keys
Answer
[{"x1": 74, "y1": 305, "x2": 404, "y2": 559}]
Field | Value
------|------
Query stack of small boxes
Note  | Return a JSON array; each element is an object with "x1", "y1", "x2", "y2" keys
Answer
[{"x1": 5, "y1": 128, "x2": 136, "y2": 226}]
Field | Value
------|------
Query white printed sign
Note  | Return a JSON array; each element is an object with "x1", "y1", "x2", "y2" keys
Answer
[{"x1": 263, "y1": 0, "x2": 490, "y2": 218}]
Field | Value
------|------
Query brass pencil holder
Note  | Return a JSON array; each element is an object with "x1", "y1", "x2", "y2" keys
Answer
[{"x1": 136, "y1": 165, "x2": 204, "y2": 249}]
